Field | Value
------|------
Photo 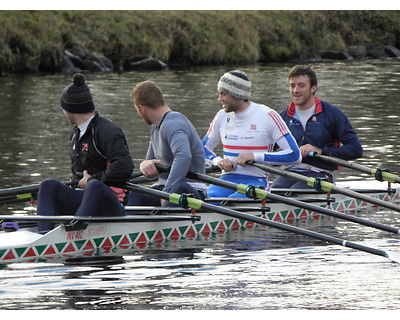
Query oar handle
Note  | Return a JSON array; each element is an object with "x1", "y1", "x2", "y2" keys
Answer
[
  {"x1": 154, "y1": 163, "x2": 221, "y2": 174},
  {"x1": 155, "y1": 163, "x2": 171, "y2": 173}
]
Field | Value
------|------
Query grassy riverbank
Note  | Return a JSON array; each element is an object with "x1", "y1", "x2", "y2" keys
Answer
[{"x1": 1, "y1": 10, "x2": 400, "y2": 72}]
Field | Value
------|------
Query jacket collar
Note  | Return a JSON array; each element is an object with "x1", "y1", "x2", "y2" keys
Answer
[
  {"x1": 287, "y1": 97, "x2": 322, "y2": 117},
  {"x1": 76, "y1": 112, "x2": 99, "y2": 138}
]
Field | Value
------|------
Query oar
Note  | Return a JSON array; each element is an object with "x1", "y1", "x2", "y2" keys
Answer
[
  {"x1": 309, "y1": 152, "x2": 400, "y2": 183},
  {"x1": 181, "y1": 168, "x2": 400, "y2": 236},
  {"x1": 0, "y1": 171, "x2": 145, "y2": 203},
  {"x1": 122, "y1": 182, "x2": 400, "y2": 264},
  {"x1": 0, "y1": 214, "x2": 200, "y2": 223},
  {"x1": 0, "y1": 166, "x2": 219, "y2": 203},
  {"x1": 0, "y1": 180, "x2": 78, "y2": 198},
  {"x1": 246, "y1": 160, "x2": 400, "y2": 213},
  {"x1": 0, "y1": 193, "x2": 36, "y2": 204}
]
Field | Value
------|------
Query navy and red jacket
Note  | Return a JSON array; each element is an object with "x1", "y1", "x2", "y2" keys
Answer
[{"x1": 279, "y1": 97, "x2": 363, "y2": 171}]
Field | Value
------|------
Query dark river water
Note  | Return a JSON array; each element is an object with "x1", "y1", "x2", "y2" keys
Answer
[{"x1": 1, "y1": 60, "x2": 400, "y2": 311}]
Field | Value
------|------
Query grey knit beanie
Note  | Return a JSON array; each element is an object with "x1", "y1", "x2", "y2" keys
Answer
[{"x1": 217, "y1": 70, "x2": 251, "y2": 100}]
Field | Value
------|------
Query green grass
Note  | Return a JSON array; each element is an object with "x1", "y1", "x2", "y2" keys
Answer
[{"x1": 1, "y1": 10, "x2": 400, "y2": 72}]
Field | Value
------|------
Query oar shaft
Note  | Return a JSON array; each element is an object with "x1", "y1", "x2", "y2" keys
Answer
[
  {"x1": 313, "y1": 153, "x2": 373, "y2": 174},
  {"x1": 267, "y1": 191, "x2": 400, "y2": 234},
  {"x1": 310, "y1": 152, "x2": 400, "y2": 183},
  {"x1": 0, "y1": 215, "x2": 200, "y2": 223},
  {"x1": 186, "y1": 170, "x2": 400, "y2": 235},
  {"x1": 249, "y1": 161, "x2": 400, "y2": 213},
  {"x1": 0, "y1": 185, "x2": 41, "y2": 197},
  {"x1": 0, "y1": 193, "x2": 34, "y2": 204},
  {"x1": 123, "y1": 182, "x2": 392, "y2": 262},
  {"x1": 330, "y1": 183, "x2": 400, "y2": 212},
  {"x1": 199, "y1": 201, "x2": 387, "y2": 259},
  {"x1": 0, "y1": 180, "x2": 77, "y2": 197}
]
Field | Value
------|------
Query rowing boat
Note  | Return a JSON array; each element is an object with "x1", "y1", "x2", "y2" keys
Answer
[{"x1": 1, "y1": 179, "x2": 399, "y2": 265}]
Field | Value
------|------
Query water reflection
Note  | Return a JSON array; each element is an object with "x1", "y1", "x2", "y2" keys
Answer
[
  {"x1": 2, "y1": 230, "x2": 400, "y2": 310},
  {"x1": 1, "y1": 61, "x2": 400, "y2": 310},
  {"x1": 1, "y1": 60, "x2": 399, "y2": 189}
]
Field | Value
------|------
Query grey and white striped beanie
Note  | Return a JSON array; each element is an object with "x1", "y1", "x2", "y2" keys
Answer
[{"x1": 217, "y1": 70, "x2": 251, "y2": 100}]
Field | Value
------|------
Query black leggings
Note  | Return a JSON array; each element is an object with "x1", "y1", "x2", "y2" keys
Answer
[{"x1": 37, "y1": 178, "x2": 124, "y2": 233}]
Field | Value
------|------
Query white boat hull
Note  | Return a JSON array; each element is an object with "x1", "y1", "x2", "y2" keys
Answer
[{"x1": 1, "y1": 180, "x2": 399, "y2": 264}]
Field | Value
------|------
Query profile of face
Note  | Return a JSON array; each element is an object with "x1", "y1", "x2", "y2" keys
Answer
[
  {"x1": 135, "y1": 104, "x2": 152, "y2": 125},
  {"x1": 218, "y1": 92, "x2": 244, "y2": 113}
]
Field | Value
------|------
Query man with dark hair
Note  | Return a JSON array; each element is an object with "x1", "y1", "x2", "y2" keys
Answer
[
  {"x1": 203, "y1": 70, "x2": 301, "y2": 197},
  {"x1": 37, "y1": 73, "x2": 134, "y2": 233},
  {"x1": 271, "y1": 65, "x2": 363, "y2": 189},
  {"x1": 128, "y1": 80, "x2": 207, "y2": 207}
]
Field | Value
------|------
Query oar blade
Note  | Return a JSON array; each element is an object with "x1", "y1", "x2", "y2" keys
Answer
[{"x1": 385, "y1": 251, "x2": 400, "y2": 264}]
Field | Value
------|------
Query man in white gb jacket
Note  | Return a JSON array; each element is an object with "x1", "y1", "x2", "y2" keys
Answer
[{"x1": 202, "y1": 70, "x2": 301, "y2": 197}]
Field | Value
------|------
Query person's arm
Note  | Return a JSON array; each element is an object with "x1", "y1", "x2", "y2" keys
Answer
[
  {"x1": 202, "y1": 111, "x2": 236, "y2": 171},
  {"x1": 253, "y1": 109, "x2": 301, "y2": 166},
  {"x1": 320, "y1": 110, "x2": 363, "y2": 160},
  {"x1": 252, "y1": 132, "x2": 302, "y2": 165},
  {"x1": 162, "y1": 128, "x2": 193, "y2": 193},
  {"x1": 92, "y1": 124, "x2": 134, "y2": 184},
  {"x1": 202, "y1": 111, "x2": 222, "y2": 165}
]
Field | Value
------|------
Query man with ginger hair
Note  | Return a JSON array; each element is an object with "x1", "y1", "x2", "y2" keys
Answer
[{"x1": 128, "y1": 80, "x2": 207, "y2": 207}]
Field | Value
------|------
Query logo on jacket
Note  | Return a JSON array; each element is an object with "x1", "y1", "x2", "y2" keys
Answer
[
  {"x1": 225, "y1": 134, "x2": 238, "y2": 140},
  {"x1": 81, "y1": 143, "x2": 89, "y2": 152}
]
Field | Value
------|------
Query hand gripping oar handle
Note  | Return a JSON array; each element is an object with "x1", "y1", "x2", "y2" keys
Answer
[
  {"x1": 185, "y1": 167, "x2": 400, "y2": 236},
  {"x1": 246, "y1": 160, "x2": 400, "y2": 213},
  {"x1": 122, "y1": 182, "x2": 400, "y2": 264},
  {"x1": 309, "y1": 152, "x2": 400, "y2": 183}
]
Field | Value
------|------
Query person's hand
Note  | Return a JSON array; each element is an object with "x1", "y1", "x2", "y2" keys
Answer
[
  {"x1": 236, "y1": 153, "x2": 254, "y2": 167},
  {"x1": 78, "y1": 170, "x2": 91, "y2": 189},
  {"x1": 217, "y1": 159, "x2": 237, "y2": 172},
  {"x1": 300, "y1": 144, "x2": 322, "y2": 157},
  {"x1": 140, "y1": 159, "x2": 163, "y2": 177}
]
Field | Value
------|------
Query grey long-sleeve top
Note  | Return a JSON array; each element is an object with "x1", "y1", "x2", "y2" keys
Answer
[{"x1": 146, "y1": 111, "x2": 206, "y2": 193}]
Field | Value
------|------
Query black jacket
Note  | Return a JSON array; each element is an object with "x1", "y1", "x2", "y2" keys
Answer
[{"x1": 70, "y1": 112, "x2": 134, "y2": 187}]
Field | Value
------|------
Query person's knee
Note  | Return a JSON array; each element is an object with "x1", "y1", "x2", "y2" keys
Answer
[
  {"x1": 84, "y1": 179, "x2": 110, "y2": 196},
  {"x1": 170, "y1": 181, "x2": 192, "y2": 195},
  {"x1": 207, "y1": 185, "x2": 233, "y2": 198},
  {"x1": 40, "y1": 178, "x2": 60, "y2": 189},
  {"x1": 207, "y1": 189, "x2": 220, "y2": 197},
  {"x1": 271, "y1": 176, "x2": 294, "y2": 188},
  {"x1": 127, "y1": 191, "x2": 140, "y2": 205},
  {"x1": 86, "y1": 179, "x2": 103, "y2": 189}
]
